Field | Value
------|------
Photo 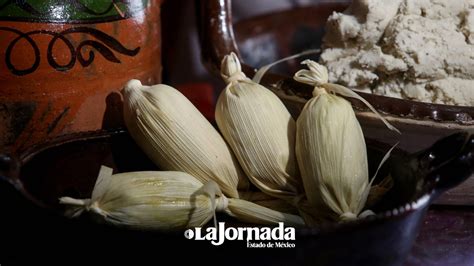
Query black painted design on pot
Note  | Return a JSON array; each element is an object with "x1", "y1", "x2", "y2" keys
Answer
[{"x1": 0, "y1": 26, "x2": 140, "y2": 76}]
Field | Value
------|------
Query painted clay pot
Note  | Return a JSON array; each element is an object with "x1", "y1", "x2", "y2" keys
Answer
[{"x1": 0, "y1": 0, "x2": 162, "y2": 152}]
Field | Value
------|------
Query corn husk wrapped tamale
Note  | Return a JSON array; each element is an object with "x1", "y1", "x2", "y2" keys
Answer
[
  {"x1": 123, "y1": 80, "x2": 248, "y2": 199},
  {"x1": 215, "y1": 53, "x2": 302, "y2": 203},
  {"x1": 294, "y1": 60, "x2": 399, "y2": 222},
  {"x1": 60, "y1": 166, "x2": 304, "y2": 230}
]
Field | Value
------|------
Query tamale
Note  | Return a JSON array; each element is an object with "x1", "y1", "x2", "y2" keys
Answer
[
  {"x1": 294, "y1": 60, "x2": 399, "y2": 221},
  {"x1": 60, "y1": 166, "x2": 305, "y2": 230},
  {"x1": 215, "y1": 53, "x2": 302, "y2": 203},
  {"x1": 123, "y1": 80, "x2": 248, "y2": 198}
]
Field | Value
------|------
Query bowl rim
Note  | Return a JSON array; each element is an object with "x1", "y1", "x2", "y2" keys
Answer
[
  {"x1": 248, "y1": 68, "x2": 474, "y2": 126},
  {"x1": 1, "y1": 129, "x2": 438, "y2": 233}
]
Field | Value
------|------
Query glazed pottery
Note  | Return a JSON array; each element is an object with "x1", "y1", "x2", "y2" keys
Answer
[{"x1": 0, "y1": 0, "x2": 162, "y2": 152}]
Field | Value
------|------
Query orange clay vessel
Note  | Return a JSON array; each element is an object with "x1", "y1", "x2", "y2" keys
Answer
[{"x1": 0, "y1": 0, "x2": 162, "y2": 152}]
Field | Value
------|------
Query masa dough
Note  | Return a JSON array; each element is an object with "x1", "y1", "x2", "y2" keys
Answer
[{"x1": 320, "y1": 0, "x2": 474, "y2": 106}]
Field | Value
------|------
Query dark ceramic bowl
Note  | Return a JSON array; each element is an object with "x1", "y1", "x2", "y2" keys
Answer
[
  {"x1": 0, "y1": 130, "x2": 472, "y2": 265},
  {"x1": 198, "y1": 0, "x2": 474, "y2": 153}
]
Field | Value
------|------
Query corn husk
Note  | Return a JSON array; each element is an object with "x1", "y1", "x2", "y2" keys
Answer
[
  {"x1": 238, "y1": 191, "x2": 299, "y2": 214},
  {"x1": 294, "y1": 60, "x2": 399, "y2": 222},
  {"x1": 215, "y1": 53, "x2": 302, "y2": 203},
  {"x1": 59, "y1": 166, "x2": 304, "y2": 230},
  {"x1": 366, "y1": 174, "x2": 394, "y2": 207},
  {"x1": 123, "y1": 80, "x2": 248, "y2": 198},
  {"x1": 296, "y1": 89, "x2": 369, "y2": 221}
]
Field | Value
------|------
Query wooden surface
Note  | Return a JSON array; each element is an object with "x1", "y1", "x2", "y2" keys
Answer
[
  {"x1": 406, "y1": 206, "x2": 474, "y2": 266},
  {"x1": 436, "y1": 176, "x2": 474, "y2": 206}
]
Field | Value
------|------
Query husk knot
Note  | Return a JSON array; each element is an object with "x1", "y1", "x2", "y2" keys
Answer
[
  {"x1": 339, "y1": 212, "x2": 358, "y2": 221},
  {"x1": 216, "y1": 194, "x2": 229, "y2": 212},
  {"x1": 221, "y1": 52, "x2": 248, "y2": 84},
  {"x1": 294, "y1": 60, "x2": 329, "y2": 87}
]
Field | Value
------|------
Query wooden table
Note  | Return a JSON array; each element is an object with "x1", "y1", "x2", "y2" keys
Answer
[{"x1": 406, "y1": 206, "x2": 474, "y2": 266}]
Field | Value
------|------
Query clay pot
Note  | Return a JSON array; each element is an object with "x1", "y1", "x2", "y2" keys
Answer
[{"x1": 0, "y1": 0, "x2": 162, "y2": 152}]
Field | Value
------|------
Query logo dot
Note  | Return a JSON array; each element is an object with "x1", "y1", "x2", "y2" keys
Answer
[{"x1": 184, "y1": 229, "x2": 194, "y2": 239}]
